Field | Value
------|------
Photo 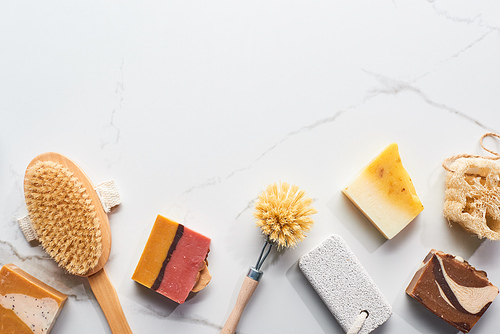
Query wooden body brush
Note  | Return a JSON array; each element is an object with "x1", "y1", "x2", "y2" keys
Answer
[
  {"x1": 23, "y1": 152, "x2": 132, "y2": 334},
  {"x1": 221, "y1": 182, "x2": 316, "y2": 334}
]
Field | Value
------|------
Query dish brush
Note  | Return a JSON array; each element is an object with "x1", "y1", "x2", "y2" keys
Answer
[
  {"x1": 221, "y1": 182, "x2": 316, "y2": 334},
  {"x1": 23, "y1": 152, "x2": 132, "y2": 334}
]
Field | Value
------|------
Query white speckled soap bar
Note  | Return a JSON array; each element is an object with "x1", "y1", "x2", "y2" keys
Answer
[
  {"x1": 0, "y1": 263, "x2": 67, "y2": 334},
  {"x1": 299, "y1": 235, "x2": 392, "y2": 334}
]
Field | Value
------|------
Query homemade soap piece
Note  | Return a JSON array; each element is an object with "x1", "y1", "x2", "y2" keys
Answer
[
  {"x1": 0, "y1": 263, "x2": 67, "y2": 334},
  {"x1": 343, "y1": 143, "x2": 423, "y2": 239},
  {"x1": 406, "y1": 249, "x2": 498, "y2": 333},
  {"x1": 299, "y1": 235, "x2": 392, "y2": 334},
  {"x1": 132, "y1": 215, "x2": 211, "y2": 304}
]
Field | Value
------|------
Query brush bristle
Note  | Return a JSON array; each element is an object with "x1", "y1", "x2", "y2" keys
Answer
[
  {"x1": 254, "y1": 182, "x2": 316, "y2": 249},
  {"x1": 24, "y1": 161, "x2": 102, "y2": 275}
]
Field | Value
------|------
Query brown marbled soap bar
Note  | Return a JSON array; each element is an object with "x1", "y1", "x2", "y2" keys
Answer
[{"x1": 406, "y1": 249, "x2": 498, "y2": 333}]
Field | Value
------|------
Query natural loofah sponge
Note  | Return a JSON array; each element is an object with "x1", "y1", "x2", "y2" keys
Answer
[
  {"x1": 444, "y1": 158, "x2": 500, "y2": 240},
  {"x1": 24, "y1": 160, "x2": 103, "y2": 275}
]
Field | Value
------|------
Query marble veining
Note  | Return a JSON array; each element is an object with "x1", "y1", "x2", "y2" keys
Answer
[
  {"x1": 1, "y1": 1, "x2": 499, "y2": 333},
  {"x1": 364, "y1": 71, "x2": 496, "y2": 132},
  {"x1": 0, "y1": 240, "x2": 49, "y2": 264},
  {"x1": 99, "y1": 58, "x2": 124, "y2": 170},
  {"x1": 410, "y1": 30, "x2": 494, "y2": 82},
  {"x1": 429, "y1": 1, "x2": 500, "y2": 31},
  {"x1": 180, "y1": 81, "x2": 495, "y2": 206},
  {"x1": 127, "y1": 301, "x2": 222, "y2": 331}
]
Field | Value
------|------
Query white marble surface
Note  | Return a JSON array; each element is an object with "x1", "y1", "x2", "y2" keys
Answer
[{"x1": 1, "y1": 1, "x2": 500, "y2": 333}]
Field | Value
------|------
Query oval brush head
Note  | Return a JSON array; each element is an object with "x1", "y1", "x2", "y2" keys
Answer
[
  {"x1": 24, "y1": 154, "x2": 109, "y2": 276},
  {"x1": 254, "y1": 182, "x2": 316, "y2": 249}
]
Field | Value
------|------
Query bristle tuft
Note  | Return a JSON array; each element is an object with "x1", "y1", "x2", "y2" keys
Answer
[
  {"x1": 254, "y1": 182, "x2": 316, "y2": 249},
  {"x1": 25, "y1": 161, "x2": 102, "y2": 275}
]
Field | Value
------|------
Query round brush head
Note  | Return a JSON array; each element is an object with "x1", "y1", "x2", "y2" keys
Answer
[
  {"x1": 24, "y1": 160, "x2": 103, "y2": 276},
  {"x1": 254, "y1": 182, "x2": 316, "y2": 249}
]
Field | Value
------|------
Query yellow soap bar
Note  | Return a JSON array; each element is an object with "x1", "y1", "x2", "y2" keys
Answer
[
  {"x1": 132, "y1": 215, "x2": 179, "y2": 288},
  {"x1": 343, "y1": 143, "x2": 424, "y2": 239},
  {"x1": 0, "y1": 263, "x2": 67, "y2": 334}
]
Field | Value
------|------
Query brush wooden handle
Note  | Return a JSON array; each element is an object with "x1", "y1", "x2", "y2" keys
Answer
[
  {"x1": 221, "y1": 276, "x2": 260, "y2": 334},
  {"x1": 88, "y1": 268, "x2": 133, "y2": 334}
]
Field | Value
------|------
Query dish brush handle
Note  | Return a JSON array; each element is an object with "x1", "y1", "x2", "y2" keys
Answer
[
  {"x1": 221, "y1": 270, "x2": 262, "y2": 334},
  {"x1": 88, "y1": 268, "x2": 133, "y2": 334}
]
